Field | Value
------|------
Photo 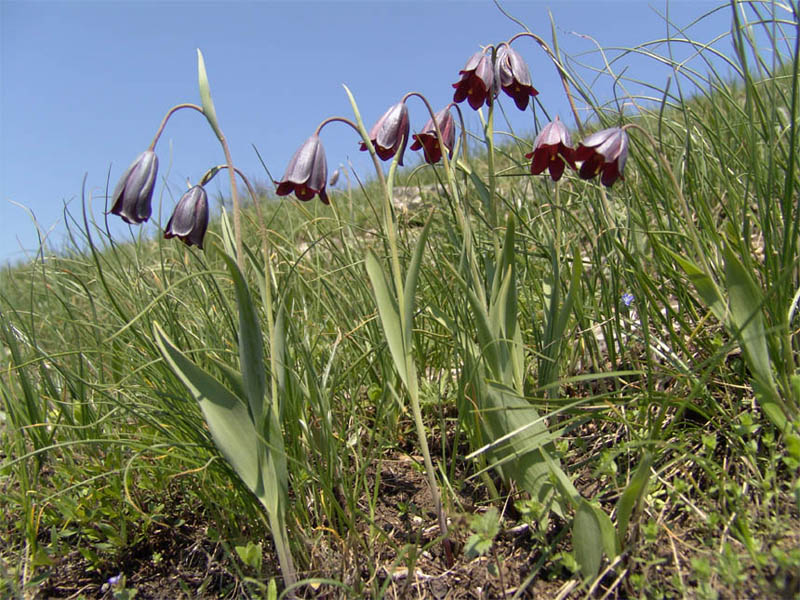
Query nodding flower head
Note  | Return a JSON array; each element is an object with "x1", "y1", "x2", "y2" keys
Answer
[
  {"x1": 495, "y1": 44, "x2": 538, "y2": 111},
  {"x1": 525, "y1": 116, "x2": 576, "y2": 181},
  {"x1": 360, "y1": 101, "x2": 410, "y2": 165},
  {"x1": 410, "y1": 107, "x2": 456, "y2": 165},
  {"x1": 575, "y1": 127, "x2": 629, "y2": 187},
  {"x1": 110, "y1": 150, "x2": 158, "y2": 224},
  {"x1": 164, "y1": 185, "x2": 209, "y2": 249},
  {"x1": 452, "y1": 50, "x2": 495, "y2": 110},
  {"x1": 275, "y1": 134, "x2": 329, "y2": 204}
]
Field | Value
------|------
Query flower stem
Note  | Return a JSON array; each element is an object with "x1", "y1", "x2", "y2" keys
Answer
[
  {"x1": 148, "y1": 103, "x2": 204, "y2": 150},
  {"x1": 331, "y1": 95, "x2": 453, "y2": 562},
  {"x1": 507, "y1": 32, "x2": 584, "y2": 136}
]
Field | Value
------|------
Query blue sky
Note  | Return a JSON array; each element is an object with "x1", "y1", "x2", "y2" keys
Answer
[{"x1": 0, "y1": 1, "x2": 788, "y2": 266}]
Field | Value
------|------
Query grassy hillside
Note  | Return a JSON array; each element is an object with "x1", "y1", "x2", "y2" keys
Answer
[{"x1": 2, "y1": 3, "x2": 799, "y2": 598}]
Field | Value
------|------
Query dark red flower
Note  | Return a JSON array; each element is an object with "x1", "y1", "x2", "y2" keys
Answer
[
  {"x1": 452, "y1": 51, "x2": 495, "y2": 110},
  {"x1": 410, "y1": 107, "x2": 455, "y2": 164},
  {"x1": 360, "y1": 101, "x2": 410, "y2": 165},
  {"x1": 525, "y1": 116, "x2": 576, "y2": 181},
  {"x1": 164, "y1": 185, "x2": 209, "y2": 249},
  {"x1": 495, "y1": 45, "x2": 538, "y2": 111},
  {"x1": 575, "y1": 127, "x2": 629, "y2": 187},
  {"x1": 275, "y1": 134, "x2": 329, "y2": 204}
]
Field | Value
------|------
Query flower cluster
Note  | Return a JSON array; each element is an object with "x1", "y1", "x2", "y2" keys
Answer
[
  {"x1": 451, "y1": 45, "x2": 538, "y2": 111},
  {"x1": 527, "y1": 120, "x2": 629, "y2": 187},
  {"x1": 111, "y1": 34, "x2": 633, "y2": 242},
  {"x1": 110, "y1": 148, "x2": 210, "y2": 248}
]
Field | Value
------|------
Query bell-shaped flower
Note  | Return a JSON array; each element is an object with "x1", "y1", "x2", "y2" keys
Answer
[
  {"x1": 410, "y1": 107, "x2": 456, "y2": 165},
  {"x1": 110, "y1": 150, "x2": 158, "y2": 224},
  {"x1": 452, "y1": 51, "x2": 495, "y2": 110},
  {"x1": 575, "y1": 127, "x2": 629, "y2": 187},
  {"x1": 525, "y1": 116, "x2": 576, "y2": 181},
  {"x1": 164, "y1": 185, "x2": 209, "y2": 249},
  {"x1": 275, "y1": 134, "x2": 329, "y2": 204},
  {"x1": 360, "y1": 101, "x2": 410, "y2": 165},
  {"x1": 495, "y1": 45, "x2": 538, "y2": 111}
]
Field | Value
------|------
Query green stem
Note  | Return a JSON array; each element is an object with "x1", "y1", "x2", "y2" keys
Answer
[
  {"x1": 338, "y1": 91, "x2": 452, "y2": 556},
  {"x1": 147, "y1": 103, "x2": 204, "y2": 151},
  {"x1": 506, "y1": 33, "x2": 584, "y2": 135}
]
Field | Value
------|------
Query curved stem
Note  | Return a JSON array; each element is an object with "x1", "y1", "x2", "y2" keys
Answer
[
  {"x1": 147, "y1": 102, "x2": 245, "y2": 270},
  {"x1": 336, "y1": 94, "x2": 453, "y2": 560},
  {"x1": 507, "y1": 32, "x2": 583, "y2": 135},
  {"x1": 148, "y1": 103, "x2": 204, "y2": 150},
  {"x1": 316, "y1": 115, "x2": 401, "y2": 291}
]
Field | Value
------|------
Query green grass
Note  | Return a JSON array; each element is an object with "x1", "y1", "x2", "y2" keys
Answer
[{"x1": 2, "y1": 2, "x2": 800, "y2": 598}]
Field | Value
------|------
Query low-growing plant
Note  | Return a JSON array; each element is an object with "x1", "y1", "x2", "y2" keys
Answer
[{"x1": 2, "y1": 1, "x2": 799, "y2": 598}]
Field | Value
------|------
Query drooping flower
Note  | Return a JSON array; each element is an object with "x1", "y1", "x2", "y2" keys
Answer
[
  {"x1": 110, "y1": 150, "x2": 158, "y2": 224},
  {"x1": 360, "y1": 101, "x2": 410, "y2": 165},
  {"x1": 275, "y1": 134, "x2": 329, "y2": 204},
  {"x1": 410, "y1": 107, "x2": 456, "y2": 164},
  {"x1": 164, "y1": 185, "x2": 209, "y2": 249},
  {"x1": 575, "y1": 127, "x2": 629, "y2": 187},
  {"x1": 495, "y1": 44, "x2": 538, "y2": 111},
  {"x1": 525, "y1": 116, "x2": 576, "y2": 181},
  {"x1": 452, "y1": 51, "x2": 495, "y2": 110}
]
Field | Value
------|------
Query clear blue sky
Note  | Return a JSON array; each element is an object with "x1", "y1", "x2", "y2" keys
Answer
[{"x1": 0, "y1": 1, "x2": 787, "y2": 266}]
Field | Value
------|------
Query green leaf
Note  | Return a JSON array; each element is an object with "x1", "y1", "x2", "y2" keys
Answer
[
  {"x1": 573, "y1": 499, "x2": 603, "y2": 579},
  {"x1": 481, "y1": 382, "x2": 560, "y2": 510},
  {"x1": 667, "y1": 249, "x2": 725, "y2": 322},
  {"x1": 196, "y1": 49, "x2": 223, "y2": 141},
  {"x1": 218, "y1": 250, "x2": 266, "y2": 426},
  {"x1": 616, "y1": 451, "x2": 653, "y2": 546},
  {"x1": 592, "y1": 503, "x2": 619, "y2": 561},
  {"x1": 365, "y1": 251, "x2": 408, "y2": 389},
  {"x1": 403, "y1": 215, "x2": 433, "y2": 351},
  {"x1": 153, "y1": 323, "x2": 262, "y2": 496},
  {"x1": 723, "y1": 246, "x2": 785, "y2": 429},
  {"x1": 235, "y1": 541, "x2": 263, "y2": 571}
]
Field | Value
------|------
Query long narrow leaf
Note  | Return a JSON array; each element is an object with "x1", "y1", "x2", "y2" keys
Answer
[
  {"x1": 153, "y1": 323, "x2": 263, "y2": 496},
  {"x1": 723, "y1": 246, "x2": 785, "y2": 428},
  {"x1": 574, "y1": 499, "x2": 603, "y2": 580},
  {"x1": 482, "y1": 382, "x2": 559, "y2": 509},
  {"x1": 365, "y1": 251, "x2": 408, "y2": 389},
  {"x1": 616, "y1": 451, "x2": 653, "y2": 546},
  {"x1": 219, "y1": 250, "x2": 266, "y2": 426},
  {"x1": 403, "y1": 215, "x2": 434, "y2": 350}
]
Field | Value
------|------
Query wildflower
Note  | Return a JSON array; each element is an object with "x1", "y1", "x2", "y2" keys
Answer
[
  {"x1": 110, "y1": 150, "x2": 158, "y2": 224},
  {"x1": 452, "y1": 51, "x2": 495, "y2": 110},
  {"x1": 360, "y1": 101, "x2": 410, "y2": 165},
  {"x1": 164, "y1": 185, "x2": 209, "y2": 249},
  {"x1": 525, "y1": 116, "x2": 575, "y2": 181},
  {"x1": 275, "y1": 134, "x2": 329, "y2": 204},
  {"x1": 495, "y1": 45, "x2": 538, "y2": 111},
  {"x1": 622, "y1": 292, "x2": 634, "y2": 307},
  {"x1": 575, "y1": 127, "x2": 629, "y2": 187},
  {"x1": 410, "y1": 107, "x2": 455, "y2": 164},
  {"x1": 108, "y1": 574, "x2": 122, "y2": 586}
]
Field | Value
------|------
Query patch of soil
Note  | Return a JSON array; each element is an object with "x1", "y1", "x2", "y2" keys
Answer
[{"x1": 35, "y1": 504, "x2": 246, "y2": 600}]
